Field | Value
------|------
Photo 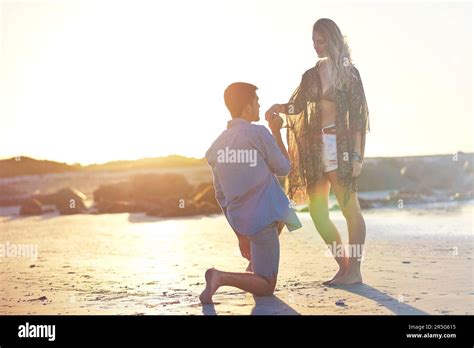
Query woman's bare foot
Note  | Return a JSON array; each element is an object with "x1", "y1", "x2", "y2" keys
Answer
[
  {"x1": 199, "y1": 268, "x2": 221, "y2": 304},
  {"x1": 322, "y1": 266, "x2": 346, "y2": 285},
  {"x1": 323, "y1": 257, "x2": 348, "y2": 285},
  {"x1": 327, "y1": 268, "x2": 362, "y2": 286}
]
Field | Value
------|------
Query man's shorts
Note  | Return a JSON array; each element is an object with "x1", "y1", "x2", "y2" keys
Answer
[{"x1": 247, "y1": 222, "x2": 280, "y2": 279}]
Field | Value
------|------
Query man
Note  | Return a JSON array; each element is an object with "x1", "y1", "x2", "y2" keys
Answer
[{"x1": 199, "y1": 82, "x2": 302, "y2": 304}]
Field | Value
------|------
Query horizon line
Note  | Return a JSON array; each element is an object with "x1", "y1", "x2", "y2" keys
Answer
[{"x1": 1, "y1": 151, "x2": 473, "y2": 167}]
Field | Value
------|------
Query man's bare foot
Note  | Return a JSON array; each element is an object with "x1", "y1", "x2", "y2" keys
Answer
[
  {"x1": 245, "y1": 262, "x2": 253, "y2": 273},
  {"x1": 199, "y1": 268, "x2": 221, "y2": 304},
  {"x1": 322, "y1": 266, "x2": 346, "y2": 285},
  {"x1": 327, "y1": 269, "x2": 362, "y2": 286}
]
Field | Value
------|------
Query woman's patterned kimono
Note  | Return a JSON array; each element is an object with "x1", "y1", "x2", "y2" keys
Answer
[{"x1": 284, "y1": 60, "x2": 370, "y2": 207}]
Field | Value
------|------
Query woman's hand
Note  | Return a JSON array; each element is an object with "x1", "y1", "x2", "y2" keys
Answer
[{"x1": 352, "y1": 160, "x2": 363, "y2": 178}]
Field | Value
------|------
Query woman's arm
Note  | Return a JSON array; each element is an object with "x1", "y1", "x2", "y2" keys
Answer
[
  {"x1": 349, "y1": 68, "x2": 369, "y2": 178},
  {"x1": 353, "y1": 131, "x2": 362, "y2": 155},
  {"x1": 351, "y1": 130, "x2": 364, "y2": 178},
  {"x1": 283, "y1": 70, "x2": 312, "y2": 115},
  {"x1": 265, "y1": 69, "x2": 314, "y2": 120},
  {"x1": 349, "y1": 68, "x2": 369, "y2": 160}
]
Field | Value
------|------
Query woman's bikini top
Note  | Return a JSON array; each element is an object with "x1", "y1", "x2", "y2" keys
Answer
[
  {"x1": 319, "y1": 86, "x2": 336, "y2": 102},
  {"x1": 315, "y1": 61, "x2": 337, "y2": 103}
]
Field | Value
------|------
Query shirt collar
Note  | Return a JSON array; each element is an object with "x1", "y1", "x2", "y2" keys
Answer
[{"x1": 227, "y1": 118, "x2": 250, "y2": 129}]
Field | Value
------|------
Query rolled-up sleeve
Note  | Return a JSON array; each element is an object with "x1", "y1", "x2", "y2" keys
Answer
[{"x1": 255, "y1": 126, "x2": 291, "y2": 176}]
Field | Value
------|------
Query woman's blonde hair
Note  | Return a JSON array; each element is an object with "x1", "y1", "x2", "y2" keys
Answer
[{"x1": 313, "y1": 18, "x2": 356, "y2": 89}]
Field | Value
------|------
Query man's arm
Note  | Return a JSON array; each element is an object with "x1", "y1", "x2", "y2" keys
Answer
[
  {"x1": 353, "y1": 131, "x2": 362, "y2": 156},
  {"x1": 268, "y1": 115, "x2": 289, "y2": 161},
  {"x1": 208, "y1": 151, "x2": 250, "y2": 260},
  {"x1": 265, "y1": 106, "x2": 291, "y2": 161},
  {"x1": 255, "y1": 117, "x2": 291, "y2": 176},
  {"x1": 221, "y1": 206, "x2": 251, "y2": 260}
]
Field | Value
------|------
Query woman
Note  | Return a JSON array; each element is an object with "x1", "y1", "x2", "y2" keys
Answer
[{"x1": 266, "y1": 18, "x2": 370, "y2": 285}]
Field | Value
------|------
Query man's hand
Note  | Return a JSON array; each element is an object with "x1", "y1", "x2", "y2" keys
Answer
[
  {"x1": 268, "y1": 114, "x2": 284, "y2": 134},
  {"x1": 237, "y1": 235, "x2": 251, "y2": 261}
]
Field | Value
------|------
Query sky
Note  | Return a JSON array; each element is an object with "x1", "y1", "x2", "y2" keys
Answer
[{"x1": 0, "y1": 0, "x2": 472, "y2": 165}]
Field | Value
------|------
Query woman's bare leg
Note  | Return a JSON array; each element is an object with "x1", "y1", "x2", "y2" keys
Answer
[
  {"x1": 308, "y1": 174, "x2": 348, "y2": 284},
  {"x1": 326, "y1": 171, "x2": 366, "y2": 285}
]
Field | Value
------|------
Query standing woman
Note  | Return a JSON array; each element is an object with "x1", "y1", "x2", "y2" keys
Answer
[{"x1": 266, "y1": 18, "x2": 370, "y2": 285}]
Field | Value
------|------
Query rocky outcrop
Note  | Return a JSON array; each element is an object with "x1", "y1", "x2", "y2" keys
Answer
[
  {"x1": 93, "y1": 175, "x2": 222, "y2": 217},
  {"x1": 19, "y1": 199, "x2": 43, "y2": 216},
  {"x1": 34, "y1": 187, "x2": 87, "y2": 215}
]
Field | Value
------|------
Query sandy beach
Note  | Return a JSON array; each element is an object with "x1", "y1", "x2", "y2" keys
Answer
[{"x1": 0, "y1": 201, "x2": 473, "y2": 315}]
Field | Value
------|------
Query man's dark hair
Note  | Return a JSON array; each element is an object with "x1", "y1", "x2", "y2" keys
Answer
[{"x1": 224, "y1": 82, "x2": 258, "y2": 118}]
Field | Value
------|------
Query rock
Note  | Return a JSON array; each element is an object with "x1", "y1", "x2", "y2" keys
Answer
[
  {"x1": 147, "y1": 198, "x2": 199, "y2": 218},
  {"x1": 93, "y1": 182, "x2": 133, "y2": 204},
  {"x1": 192, "y1": 183, "x2": 216, "y2": 203},
  {"x1": 192, "y1": 183, "x2": 221, "y2": 215},
  {"x1": 54, "y1": 188, "x2": 87, "y2": 215},
  {"x1": 33, "y1": 187, "x2": 87, "y2": 215},
  {"x1": 192, "y1": 182, "x2": 212, "y2": 196},
  {"x1": 96, "y1": 200, "x2": 140, "y2": 214},
  {"x1": 94, "y1": 173, "x2": 194, "y2": 214},
  {"x1": 145, "y1": 198, "x2": 221, "y2": 218},
  {"x1": 19, "y1": 199, "x2": 43, "y2": 215},
  {"x1": 145, "y1": 206, "x2": 164, "y2": 217},
  {"x1": 92, "y1": 174, "x2": 223, "y2": 218},
  {"x1": 196, "y1": 201, "x2": 222, "y2": 215},
  {"x1": 129, "y1": 173, "x2": 193, "y2": 204}
]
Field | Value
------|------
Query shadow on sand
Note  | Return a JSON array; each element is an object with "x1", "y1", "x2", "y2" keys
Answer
[
  {"x1": 331, "y1": 283, "x2": 429, "y2": 315},
  {"x1": 201, "y1": 284, "x2": 427, "y2": 315},
  {"x1": 251, "y1": 295, "x2": 300, "y2": 315},
  {"x1": 201, "y1": 295, "x2": 299, "y2": 315}
]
